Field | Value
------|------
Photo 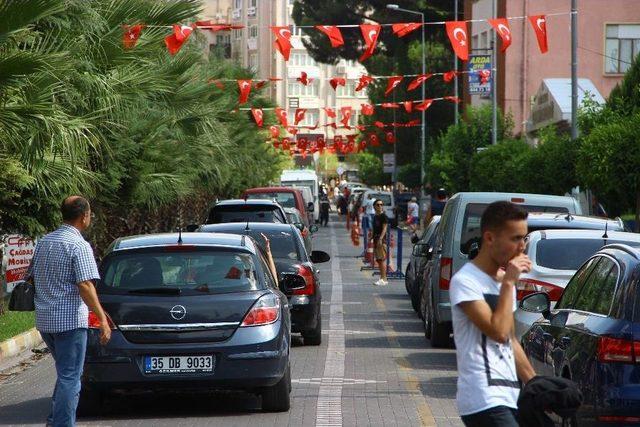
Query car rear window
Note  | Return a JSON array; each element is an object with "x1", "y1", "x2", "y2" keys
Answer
[
  {"x1": 100, "y1": 249, "x2": 261, "y2": 295},
  {"x1": 536, "y1": 238, "x2": 640, "y2": 270},
  {"x1": 371, "y1": 194, "x2": 392, "y2": 205},
  {"x1": 246, "y1": 230, "x2": 301, "y2": 260},
  {"x1": 460, "y1": 203, "x2": 570, "y2": 254},
  {"x1": 208, "y1": 206, "x2": 284, "y2": 223},
  {"x1": 246, "y1": 192, "x2": 296, "y2": 208}
]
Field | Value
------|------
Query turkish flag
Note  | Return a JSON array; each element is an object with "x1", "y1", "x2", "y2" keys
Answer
[
  {"x1": 358, "y1": 140, "x2": 367, "y2": 152},
  {"x1": 385, "y1": 131, "x2": 396, "y2": 144},
  {"x1": 488, "y1": 18, "x2": 512, "y2": 52},
  {"x1": 478, "y1": 69, "x2": 491, "y2": 85},
  {"x1": 255, "y1": 80, "x2": 268, "y2": 89},
  {"x1": 359, "y1": 24, "x2": 381, "y2": 62},
  {"x1": 529, "y1": 15, "x2": 548, "y2": 54},
  {"x1": 384, "y1": 76, "x2": 403, "y2": 97},
  {"x1": 414, "y1": 100, "x2": 433, "y2": 112},
  {"x1": 297, "y1": 137, "x2": 308, "y2": 151},
  {"x1": 165, "y1": 25, "x2": 194, "y2": 55},
  {"x1": 403, "y1": 101, "x2": 413, "y2": 113},
  {"x1": 315, "y1": 25, "x2": 344, "y2": 47},
  {"x1": 445, "y1": 96, "x2": 461, "y2": 104},
  {"x1": 282, "y1": 138, "x2": 291, "y2": 150},
  {"x1": 361, "y1": 103, "x2": 374, "y2": 116},
  {"x1": 329, "y1": 77, "x2": 346, "y2": 91},
  {"x1": 275, "y1": 107, "x2": 288, "y2": 127},
  {"x1": 443, "y1": 71, "x2": 458, "y2": 83},
  {"x1": 369, "y1": 133, "x2": 380, "y2": 146},
  {"x1": 392, "y1": 23, "x2": 422, "y2": 38},
  {"x1": 237, "y1": 79, "x2": 252, "y2": 104},
  {"x1": 407, "y1": 74, "x2": 433, "y2": 91},
  {"x1": 340, "y1": 107, "x2": 352, "y2": 127},
  {"x1": 123, "y1": 24, "x2": 144, "y2": 49},
  {"x1": 297, "y1": 71, "x2": 311, "y2": 86},
  {"x1": 251, "y1": 108, "x2": 264, "y2": 127},
  {"x1": 269, "y1": 125, "x2": 280, "y2": 138},
  {"x1": 271, "y1": 26, "x2": 292, "y2": 61},
  {"x1": 294, "y1": 108, "x2": 307, "y2": 125},
  {"x1": 333, "y1": 136, "x2": 343, "y2": 148},
  {"x1": 288, "y1": 127, "x2": 298, "y2": 136},
  {"x1": 381, "y1": 102, "x2": 399, "y2": 109},
  {"x1": 355, "y1": 75, "x2": 374, "y2": 92},
  {"x1": 446, "y1": 21, "x2": 469, "y2": 61},
  {"x1": 374, "y1": 121, "x2": 385, "y2": 128},
  {"x1": 324, "y1": 107, "x2": 336, "y2": 118}
]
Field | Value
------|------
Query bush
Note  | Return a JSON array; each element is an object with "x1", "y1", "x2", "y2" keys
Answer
[{"x1": 469, "y1": 139, "x2": 532, "y2": 192}]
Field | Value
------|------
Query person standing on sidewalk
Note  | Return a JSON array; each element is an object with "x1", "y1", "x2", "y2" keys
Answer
[
  {"x1": 371, "y1": 199, "x2": 388, "y2": 286},
  {"x1": 319, "y1": 193, "x2": 330, "y2": 227},
  {"x1": 26, "y1": 196, "x2": 111, "y2": 427},
  {"x1": 450, "y1": 201, "x2": 536, "y2": 426}
]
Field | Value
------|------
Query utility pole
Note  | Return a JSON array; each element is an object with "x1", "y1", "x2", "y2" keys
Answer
[
  {"x1": 454, "y1": 0, "x2": 459, "y2": 125},
  {"x1": 571, "y1": 0, "x2": 578, "y2": 140},
  {"x1": 491, "y1": 0, "x2": 498, "y2": 144}
]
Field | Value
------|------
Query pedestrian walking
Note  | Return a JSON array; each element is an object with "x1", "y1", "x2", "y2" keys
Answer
[
  {"x1": 449, "y1": 201, "x2": 536, "y2": 426},
  {"x1": 319, "y1": 194, "x2": 330, "y2": 227},
  {"x1": 362, "y1": 194, "x2": 375, "y2": 231},
  {"x1": 26, "y1": 196, "x2": 111, "y2": 427},
  {"x1": 371, "y1": 199, "x2": 388, "y2": 286},
  {"x1": 406, "y1": 196, "x2": 420, "y2": 234}
]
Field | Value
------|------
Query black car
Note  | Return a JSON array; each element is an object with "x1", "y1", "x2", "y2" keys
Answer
[
  {"x1": 204, "y1": 199, "x2": 288, "y2": 225},
  {"x1": 521, "y1": 244, "x2": 640, "y2": 425},
  {"x1": 81, "y1": 232, "x2": 298, "y2": 414},
  {"x1": 405, "y1": 215, "x2": 440, "y2": 314},
  {"x1": 198, "y1": 222, "x2": 330, "y2": 346}
]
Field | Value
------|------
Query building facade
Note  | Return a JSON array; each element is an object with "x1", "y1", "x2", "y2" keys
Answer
[{"x1": 464, "y1": 0, "x2": 640, "y2": 136}]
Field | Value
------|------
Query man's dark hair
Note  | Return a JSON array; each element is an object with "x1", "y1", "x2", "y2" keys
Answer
[
  {"x1": 480, "y1": 201, "x2": 528, "y2": 234},
  {"x1": 61, "y1": 196, "x2": 90, "y2": 221},
  {"x1": 436, "y1": 188, "x2": 447, "y2": 199}
]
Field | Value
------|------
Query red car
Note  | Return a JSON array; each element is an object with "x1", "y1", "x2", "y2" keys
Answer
[{"x1": 242, "y1": 187, "x2": 312, "y2": 228}]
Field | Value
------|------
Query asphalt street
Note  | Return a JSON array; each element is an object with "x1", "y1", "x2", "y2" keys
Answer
[{"x1": 0, "y1": 217, "x2": 462, "y2": 427}]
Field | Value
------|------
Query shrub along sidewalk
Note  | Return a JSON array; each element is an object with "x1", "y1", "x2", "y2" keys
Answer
[{"x1": 0, "y1": 311, "x2": 35, "y2": 343}]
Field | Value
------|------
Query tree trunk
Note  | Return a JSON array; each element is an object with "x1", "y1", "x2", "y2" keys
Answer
[{"x1": 636, "y1": 191, "x2": 640, "y2": 233}]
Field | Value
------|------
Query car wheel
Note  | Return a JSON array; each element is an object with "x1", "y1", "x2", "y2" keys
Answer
[
  {"x1": 429, "y1": 308, "x2": 450, "y2": 348},
  {"x1": 302, "y1": 313, "x2": 322, "y2": 346},
  {"x1": 410, "y1": 286, "x2": 421, "y2": 314},
  {"x1": 423, "y1": 287, "x2": 432, "y2": 340},
  {"x1": 77, "y1": 387, "x2": 104, "y2": 417},
  {"x1": 404, "y1": 264, "x2": 412, "y2": 294},
  {"x1": 261, "y1": 362, "x2": 291, "y2": 412}
]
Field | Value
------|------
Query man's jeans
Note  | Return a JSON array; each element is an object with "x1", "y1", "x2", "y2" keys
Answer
[
  {"x1": 460, "y1": 405, "x2": 519, "y2": 427},
  {"x1": 41, "y1": 328, "x2": 88, "y2": 427}
]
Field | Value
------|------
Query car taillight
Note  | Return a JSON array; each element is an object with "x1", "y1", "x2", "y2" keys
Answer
[
  {"x1": 293, "y1": 264, "x2": 316, "y2": 296},
  {"x1": 88, "y1": 311, "x2": 117, "y2": 329},
  {"x1": 597, "y1": 336, "x2": 637, "y2": 363},
  {"x1": 439, "y1": 257, "x2": 453, "y2": 290},
  {"x1": 241, "y1": 294, "x2": 280, "y2": 327},
  {"x1": 516, "y1": 278, "x2": 564, "y2": 301}
]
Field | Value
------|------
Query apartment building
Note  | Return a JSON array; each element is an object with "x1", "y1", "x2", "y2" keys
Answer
[{"x1": 464, "y1": 0, "x2": 640, "y2": 137}]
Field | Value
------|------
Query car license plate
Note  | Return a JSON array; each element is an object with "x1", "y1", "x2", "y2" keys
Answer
[{"x1": 144, "y1": 355, "x2": 214, "y2": 374}]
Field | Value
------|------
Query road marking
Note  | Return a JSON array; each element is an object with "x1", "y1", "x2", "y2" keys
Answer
[
  {"x1": 295, "y1": 377, "x2": 386, "y2": 385},
  {"x1": 316, "y1": 225, "x2": 344, "y2": 427}
]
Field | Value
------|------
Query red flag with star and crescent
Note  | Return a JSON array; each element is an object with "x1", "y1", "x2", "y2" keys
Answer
[
  {"x1": 237, "y1": 79, "x2": 252, "y2": 104},
  {"x1": 385, "y1": 131, "x2": 396, "y2": 144},
  {"x1": 446, "y1": 21, "x2": 469, "y2": 61},
  {"x1": 330, "y1": 77, "x2": 346, "y2": 91},
  {"x1": 414, "y1": 100, "x2": 433, "y2": 112},
  {"x1": 123, "y1": 24, "x2": 144, "y2": 49},
  {"x1": 294, "y1": 109, "x2": 307, "y2": 125},
  {"x1": 275, "y1": 107, "x2": 288, "y2": 127},
  {"x1": 488, "y1": 18, "x2": 512, "y2": 52},
  {"x1": 340, "y1": 107, "x2": 352, "y2": 127},
  {"x1": 359, "y1": 24, "x2": 381, "y2": 62},
  {"x1": 384, "y1": 76, "x2": 404, "y2": 97},
  {"x1": 315, "y1": 25, "x2": 344, "y2": 47},
  {"x1": 165, "y1": 25, "x2": 194, "y2": 55},
  {"x1": 407, "y1": 74, "x2": 433, "y2": 91},
  {"x1": 369, "y1": 133, "x2": 380, "y2": 147},
  {"x1": 251, "y1": 108, "x2": 264, "y2": 127},
  {"x1": 361, "y1": 103, "x2": 374, "y2": 116},
  {"x1": 271, "y1": 26, "x2": 292, "y2": 61},
  {"x1": 355, "y1": 75, "x2": 374, "y2": 92},
  {"x1": 269, "y1": 125, "x2": 280, "y2": 139},
  {"x1": 324, "y1": 107, "x2": 336, "y2": 118},
  {"x1": 528, "y1": 15, "x2": 548, "y2": 54},
  {"x1": 392, "y1": 23, "x2": 422, "y2": 38}
]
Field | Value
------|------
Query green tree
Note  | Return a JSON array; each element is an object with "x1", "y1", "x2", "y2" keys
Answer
[
  {"x1": 469, "y1": 139, "x2": 531, "y2": 192},
  {"x1": 352, "y1": 152, "x2": 387, "y2": 186}
]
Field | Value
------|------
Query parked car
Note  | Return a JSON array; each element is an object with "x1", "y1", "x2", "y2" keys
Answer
[
  {"x1": 514, "y1": 228, "x2": 640, "y2": 339},
  {"x1": 521, "y1": 244, "x2": 640, "y2": 425},
  {"x1": 198, "y1": 222, "x2": 330, "y2": 346},
  {"x1": 204, "y1": 199, "x2": 287, "y2": 225},
  {"x1": 361, "y1": 190, "x2": 397, "y2": 227},
  {"x1": 280, "y1": 169, "x2": 320, "y2": 223},
  {"x1": 283, "y1": 207, "x2": 317, "y2": 254},
  {"x1": 81, "y1": 232, "x2": 297, "y2": 414},
  {"x1": 405, "y1": 215, "x2": 441, "y2": 313},
  {"x1": 423, "y1": 192, "x2": 584, "y2": 348},
  {"x1": 242, "y1": 187, "x2": 311, "y2": 226}
]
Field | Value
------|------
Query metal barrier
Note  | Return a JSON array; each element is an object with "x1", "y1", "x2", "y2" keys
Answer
[{"x1": 371, "y1": 227, "x2": 405, "y2": 280}]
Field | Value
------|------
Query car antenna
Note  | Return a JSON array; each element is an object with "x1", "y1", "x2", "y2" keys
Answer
[
  {"x1": 602, "y1": 222, "x2": 609, "y2": 240},
  {"x1": 177, "y1": 204, "x2": 183, "y2": 244},
  {"x1": 245, "y1": 221, "x2": 250, "y2": 231}
]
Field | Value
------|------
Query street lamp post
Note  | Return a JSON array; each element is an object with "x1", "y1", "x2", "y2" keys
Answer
[{"x1": 387, "y1": 4, "x2": 426, "y2": 198}]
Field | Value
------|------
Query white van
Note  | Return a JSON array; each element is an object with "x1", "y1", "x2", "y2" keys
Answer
[{"x1": 280, "y1": 169, "x2": 319, "y2": 223}]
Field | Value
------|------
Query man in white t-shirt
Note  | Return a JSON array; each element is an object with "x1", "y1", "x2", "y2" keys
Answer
[
  {"x1": 406, "y1": 196, "x2": 419, "y2": 233},
  {"x1": 450, "y1": 201, "x2": 536, "y2": 426}
]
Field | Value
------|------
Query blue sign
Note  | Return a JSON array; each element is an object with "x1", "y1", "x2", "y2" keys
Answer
[{"x1": 468, "y1": 54, "x2": 492, "y2": 94}]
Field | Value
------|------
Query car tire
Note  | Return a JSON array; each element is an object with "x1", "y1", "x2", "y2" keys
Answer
[
  {"x1": 423, "y1": 287, "x2": 432, "y2": 340},
  {"x1": 261, "y1": 362, "x2": 291, "y2": 412},
  {"x1": 77, "y1": 387, "x2": 104, "y2": 417},
  {"x1": 429, "y1": 308, "x2": 450, "y2": 348},
  {"x1": 410, "y1": 287, "x2": 420, "y2": 314},
  {"x1": 404, "y1": 264, "x2": 412, "y2": 294},
  {"x1": 302, "y1": 313, "x2": 322, "y2": 346}
]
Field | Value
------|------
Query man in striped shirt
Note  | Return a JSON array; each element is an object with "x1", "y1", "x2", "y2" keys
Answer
[{"x1": 27, "y1": 196, "x2": 110, "y2": 427}]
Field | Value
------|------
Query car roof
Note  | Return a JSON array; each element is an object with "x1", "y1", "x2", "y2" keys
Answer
[
  {"x1": 243, "y1": 187, "x2": 301, "y2": 195},
  {"x1": 199, "y1": 222, "x2": 296, "y2": 234},
  {"x1": 214, "y1": 198, "x2": 282, "y2": 207},
  {"x1": 526, "y1": 213, "x2": 624, "y2": 229},
  {"x1": 528, "y1": 229, "x2": 640, "y2": 241},
  {"x1": 109, "y1": 232, "x2": 256, "y2": 252},
  {"x1": 283, "y1": 207, "x2": 301, "y2": 215},
  {"x1": 451, "y1": 192, "x2": 576, "y2": 204}
]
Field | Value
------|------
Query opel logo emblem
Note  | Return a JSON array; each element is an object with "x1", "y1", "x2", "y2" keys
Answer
[{"x1": 170, "y1": 305, "x2": 186, "y2": 320}]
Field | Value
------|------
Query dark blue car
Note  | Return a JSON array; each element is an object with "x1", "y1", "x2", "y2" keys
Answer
[
  {"x1": 80, "y1": 232, "x2": 298, "y2": 414},
  {"x1": 520, "y1": 244, "x2": 640, "y2": 425}
]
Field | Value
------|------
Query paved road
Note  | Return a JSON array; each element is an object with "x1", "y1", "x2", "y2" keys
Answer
[{"x1": 0, "y1": 218, "x2": 462, "y2": 426}]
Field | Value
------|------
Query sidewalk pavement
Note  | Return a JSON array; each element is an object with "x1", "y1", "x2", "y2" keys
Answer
[{"x1": 0, "y1": 328, "x2": 42, "y2": 368}]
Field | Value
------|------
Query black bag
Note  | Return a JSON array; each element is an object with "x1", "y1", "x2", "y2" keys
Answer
[{"x1": 8, "y1": 281, "x2": 35, "y2": 311}]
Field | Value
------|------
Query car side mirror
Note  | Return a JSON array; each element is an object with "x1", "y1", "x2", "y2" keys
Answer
[
  {"x1": 295, "y1": 223, "x2": 305, "y2": 232},
  {"x1": 307, "y1": 202, "x2": 315, "y2": 212},
  {"x1": 410, "y1": 234, "x2": 419, "y2": 244},
  {"x1": 185, "y1": 224, "x2": 199, "y2": 232},
  {"x1": 412, "y1": 243, "x2": 430, "y2": 258},
  {"x1": 309, "y1": 225, "x2": 319, "y2": 233},
  {"x1": 519, "y1": 292, "x2": 551, "y2": 319},
  {"x1": 310, "y1": 250, "x2": 331, "y2": 263},
  {"x1": 279, "y1": 273, "x2": 306, "y2": 293}
]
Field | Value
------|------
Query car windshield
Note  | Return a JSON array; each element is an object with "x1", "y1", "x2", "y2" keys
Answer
[
  {"x1": 460, "y1": 203, "x2": 570, "y2": 254},
  {"x1": 286, "y1": 211, "x2": 301, "y2": 224},
  {"x1": 536, "y1": 238, "x2": 640, "y2": 270},
  {"x1": 208, "y1": 206, "x2": 284, "y2": 223},
  {"x1": 246, "y1": 192, "x2": 296, "y2": 208},
  {"x1": 371, "y1": 194, "x2": 392, "y2": 205},
  {"x1": 100, "y1": 249, "x2": 260, "y2": 295},
  {"x1": 247, "y1": 229, "x2": 301, "y2": 260},
  {"x1": 282, "y1": 180, "x2": 316, "y2": 196}
]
